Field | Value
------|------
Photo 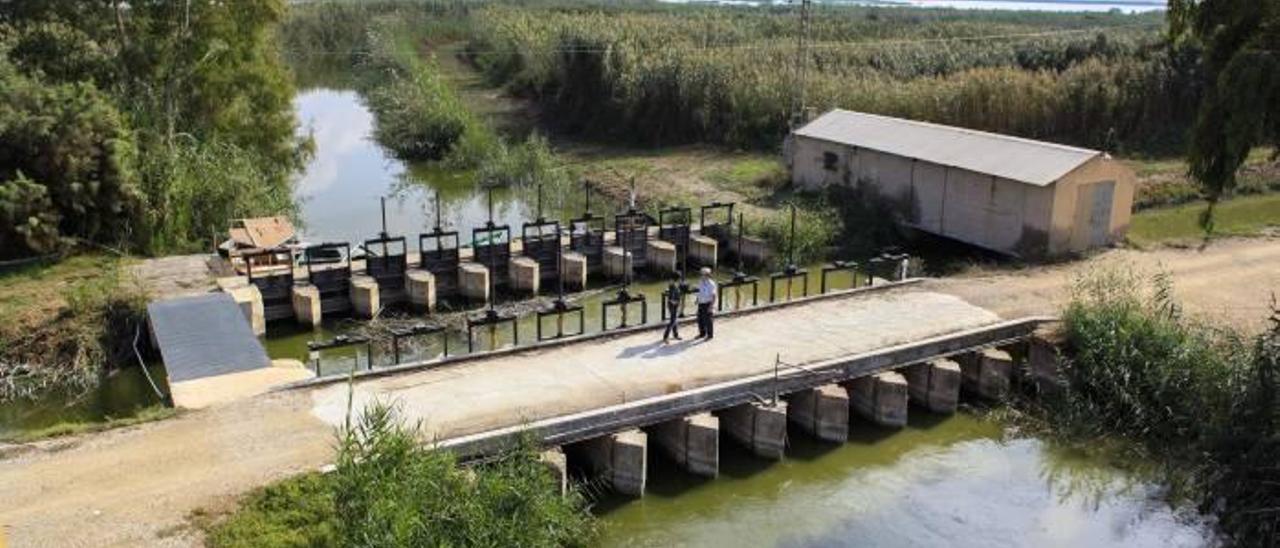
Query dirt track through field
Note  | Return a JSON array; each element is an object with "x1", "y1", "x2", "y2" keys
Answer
[{"x1": 1, "y1": 237, "x2": 1276, "y2": 547}]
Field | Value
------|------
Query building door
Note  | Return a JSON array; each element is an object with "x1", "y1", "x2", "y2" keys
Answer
[{"x1": 1088, "y1": 181, "x2": 1115, "y2": 247}]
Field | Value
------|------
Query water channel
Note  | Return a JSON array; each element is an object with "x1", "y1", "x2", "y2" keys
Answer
[
  {"x1": 286, "y1": 86, "x2": 1214, "y2": 546},
  {"x1": 0, "y1": 24, "x2": 1214, "y2": 544}
]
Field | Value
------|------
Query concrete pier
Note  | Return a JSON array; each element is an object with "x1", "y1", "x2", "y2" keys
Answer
[
  {"x1": 539, "y1": 447, "x2": 568, "y2": 496},
  {"x1": 690, "y1": 235, "x2": 718, "y2": 268},
  {"x1": 581, "y1": 429, "x2": 647, "y2": 496},
  {"x1": 291, "y1": 285, "x2": 321, "y2": 327},
  {"x1": 902, "y1": 359, "x2": 962, "y2": 414},
  {"x1": 961, "y1": 348, "x2": 1014, "y2": 400},
  {"x1": 1027, "y1": 326, "x2": 1063, "y2": 394},
  {"x1": 350, "y1": 276, "x2": 380, "y2": 319},
  {"x1": 787, "y1": 384, "x2": 850, "y2": 443},
  {"x1": 458, "y1": 262, "x2": 490, "y2": 303},
  {"x1": 603, "y1": 246, "x2": 633, "y2": 281},
  {"x1": 509, "y1": 256, "x2": 540, "y2": 295},
  {"x1": 847, "y1": 372, "x2": 909, "y2": 428},
  {"x1": 650, "y1": 413, "x2": 719, "y2": 477},
  {"x1": 406, "y1": 270, "x2": 436, "y2": 313},
  {"x1": 560, "y1": 251, "x2": 588, "y2": 290},
  {"x1": 719, "y1": 401, "x2": 788, "y2": 459},
  {"x1": 647, "y1": 240, "x2": 678, "y2": 275},
  {"x1": 226, "y1": 284, "x2": 265, "y2": 336}
]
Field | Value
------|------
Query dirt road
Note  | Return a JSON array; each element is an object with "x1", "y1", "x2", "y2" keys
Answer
[
  {"x1": 1, "y1": 237, "x2": 1275, "y2": 547},
  {"x1": 926, "y1": 237, "x2": 1280, "y2": 335}
]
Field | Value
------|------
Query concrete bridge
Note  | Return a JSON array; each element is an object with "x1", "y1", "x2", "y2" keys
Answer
[
  {"x1": 0, "y1": 279, "x2": 1054, "y2": 546},
  {"x1": 298, "y1": 280, "x2": 1052, "y2": 496}
]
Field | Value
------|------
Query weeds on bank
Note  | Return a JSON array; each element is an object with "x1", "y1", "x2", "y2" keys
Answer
[
  {"x1": 205, "y1": 402, "x2": 596, "y2": 548},
  {"x1": 1011, "y1": 266, "x2": 1280, "y2": 545},
  {"x1": 1, "y1": 406, "x2": 176, "y2": 444},
  {"x1": 0, "y1": 255, "x2": 148, "y2": 403}
]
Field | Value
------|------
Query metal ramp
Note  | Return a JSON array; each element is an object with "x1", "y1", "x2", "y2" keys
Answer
[{"x1": 148, "y1": 293, "x2": 271, "y2": 383}]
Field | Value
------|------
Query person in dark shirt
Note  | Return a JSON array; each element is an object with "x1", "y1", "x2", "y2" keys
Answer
[{"x1": 662, "y1": 276, "x2": 683, "y2": 343}]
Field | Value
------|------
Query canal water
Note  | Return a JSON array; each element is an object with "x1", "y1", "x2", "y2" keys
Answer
[{"x1": 283, "y1": 85, "x2": 1215, "y2": 547}]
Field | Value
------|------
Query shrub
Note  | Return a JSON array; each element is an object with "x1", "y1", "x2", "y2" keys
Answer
[{"x1": 206, "y1": 403, "x2": 596, "y2": 548}]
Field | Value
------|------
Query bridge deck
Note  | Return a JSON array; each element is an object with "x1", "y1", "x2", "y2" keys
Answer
[{"x1": 309, "y1": 287, "x2": 1004, "y2": 442}]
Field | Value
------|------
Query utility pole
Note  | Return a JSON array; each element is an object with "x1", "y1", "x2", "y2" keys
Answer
[{"x1": 792, "y1": 0, "x2": 811, "y2": 127}]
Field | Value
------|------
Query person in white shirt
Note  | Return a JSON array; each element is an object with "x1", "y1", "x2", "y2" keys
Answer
[{"x1": 696, "y1": 267, "x2": 717, "y2": 340}]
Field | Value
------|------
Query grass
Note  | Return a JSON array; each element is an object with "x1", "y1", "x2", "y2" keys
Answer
[
  {"x1": 1, "y1": 253, "x2": 149, "y2": 402},
  {"x1": 1, "y1": 406, "x2": 176, "y2": 444},
  {"x1": 1124, "y1": 147, "x2": 1280, "y2": 210},
  {"x1": 1127, "y1": 193, "x2": 1280, "y2": 247}
]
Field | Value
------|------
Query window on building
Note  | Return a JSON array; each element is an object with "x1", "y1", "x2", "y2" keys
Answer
[{"x1": 822, "y1": 151, "x2": 839, "y2": 171}]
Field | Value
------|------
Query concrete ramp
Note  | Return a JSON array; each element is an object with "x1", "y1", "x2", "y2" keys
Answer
[
  {"x1": 148, "y1": 293, "x2": 271, "y2": 383},
  {"x1": 148, "y1": 293, "x2": 310, "y2": 408}
]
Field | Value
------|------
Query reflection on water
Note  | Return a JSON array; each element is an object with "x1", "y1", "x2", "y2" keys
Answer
[
  {"x1": 0, "y1": 363, "x2": 168, "y2": 439},
  {"x1": 594, "y1": 414, "x2": 1214, "y2": 547},
  {"x1": 295, "y1": 89, "x2": 577, "y2": 247}
]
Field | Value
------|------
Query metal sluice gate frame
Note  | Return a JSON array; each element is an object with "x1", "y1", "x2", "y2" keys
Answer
[
  {"x1": 390, "y1": 323, "x2": 448, "y2": 363},
  {"x1": 467, "y1": 309, "x2": 518, "y2": 353},
  {"x1": 307, "y1": 334, "x2": 373, "y2": 376},
  {"x1": 305, "y1": 242, "x2": 353, "y2": 313},
  {"x1": 601, "y1": 288, "x2": 647, "y2": 331},
  {"x1": 418, "y1": 227, "x2": 460, "y2": 290},
  {"x1": 243, "y1": 247, "x2": 294, "y2": 320},
  {"x1": 536, "y1": 299, "x2": 585, "y2": 341}
]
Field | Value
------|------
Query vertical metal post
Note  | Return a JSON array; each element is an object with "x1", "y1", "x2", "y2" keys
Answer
[{"x1": 380, "y1": 196, "x2": 388, "y2": 239}]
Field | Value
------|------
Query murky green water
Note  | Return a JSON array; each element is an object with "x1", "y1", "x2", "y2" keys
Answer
[
  {"x1": 0, "y1": 363, "x2": 168, "y2": 439},
  {"x1": 592, "y1": 414, "x2": 1214, "y2": 547}
]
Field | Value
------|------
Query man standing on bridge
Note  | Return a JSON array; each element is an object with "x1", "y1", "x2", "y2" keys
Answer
[{"x1": 696, "y1": 267, "x2": 717, "y2": 341}]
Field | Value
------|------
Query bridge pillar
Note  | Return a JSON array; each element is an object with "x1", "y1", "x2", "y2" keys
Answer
[
  {"x1": 1028, "y1": 326, "x2": 1064, "y2": 395},
  {"x1": 350, "y1": 276, "x2": 380, "y2": 319},
  {"x1": 719, "y1": 401, "x2": 788, "y2": 460},
  {"x1": 690, "y1": 235, "x2": 718, "y2": 268},
  {"x1": 458, "y1": 262, "x2": 490, "y2": 304},
  {"x1": 560, "y1": 251, "x2": 588, "y2": 290},
  {"x1": 581, "y1": 429, "x2": 647, "y2": 496},
  {"x1": 406, "y1": 270, "x2": 436, "y2": 313},
  {"x1": 847, "y1": 372, "x2": 909, "y2": 428},
  {"x1": 602, "y1": 246, "x2": 633, "y2": 281},
  {"x1": 647, "y1": 240, "x2": 678, "y2": 275},
  {"x1": 651, "y1": 412, "x2": 719, "y2": 477},
  {"x1": 226, "y1": 284, "x2": 265, "y2": 336},
  {"x1": 539, "y1": 447, "x2": 568, "y2": 497},
  {"x1": 787, "y1": 384, "x2": 849, "y2": 443},
  {"x1": 291, "y1": 285, "x2": 322, "y2": 327},
  {"x1": 961, "y1": 348, "x2": 1014, "y2": 400},
  {"x1": 902, "y1": 359, "x2": 962, "y2": 414},
  {"x1": 509, "y1": 256, "x2": 540, "y2": 295}
]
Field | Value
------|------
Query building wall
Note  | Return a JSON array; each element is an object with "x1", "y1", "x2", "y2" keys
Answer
[
  {"x1": 787, "y1": 135, "x2": 1131, "y2": 257},
  {"x1": 1048, "y1": 156, "x2": 1136, "y2": 255}
]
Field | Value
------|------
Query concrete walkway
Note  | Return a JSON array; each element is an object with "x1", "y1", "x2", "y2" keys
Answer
[{"x1": 0, "y1": 287, "x2": 1000, "y2": 547}]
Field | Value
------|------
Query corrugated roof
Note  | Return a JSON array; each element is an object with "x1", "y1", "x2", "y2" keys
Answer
[{"x1": 793, "y1": 109, "x2": 1101, "y2": 186}]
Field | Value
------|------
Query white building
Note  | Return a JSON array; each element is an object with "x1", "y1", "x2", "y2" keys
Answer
[{"x1": 786, "y1": 109, "x2": 1136, "y2": 258}]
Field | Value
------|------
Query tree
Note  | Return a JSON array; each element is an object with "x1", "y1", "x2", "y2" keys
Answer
[
  {"x1": 0, "y1": 55, "x2": 142, "y2": 257},
  {"x1": 1169, "y1": 0, "x2": 1280, "y2": 228}
]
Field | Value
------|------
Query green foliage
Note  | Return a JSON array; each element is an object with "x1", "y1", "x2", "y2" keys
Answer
[
  {"x1": 205, "y1": 473, "x2": 339, "y2": 548},
  {"x1": 0, "y1": 173, "x2": 60, "y2": 257},
  {"x1": 466, "y1": 4, "x2": 1194, "y2": 153},
  {"x1": 0, "y1": 0, "x2": 308, "y2": 257},
  {"x1": 1039, "y1": 267, "x2": 1280, "y2": 545},
  {"x1": 757, "y1": 201, "x2": 839, "y2": 268},
  {"x1": 0, "y1": 55, "x2": 142, "y2": 258},
  {"x1": 138, "y1": 138, "x2": 299, "y2": 253},
  {"x1": 1169, "y1": 0, "x2": 1280, "y2": 214},
  {"x1": 207, "y1": 403, "x2": 596, "y2": 548}
]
